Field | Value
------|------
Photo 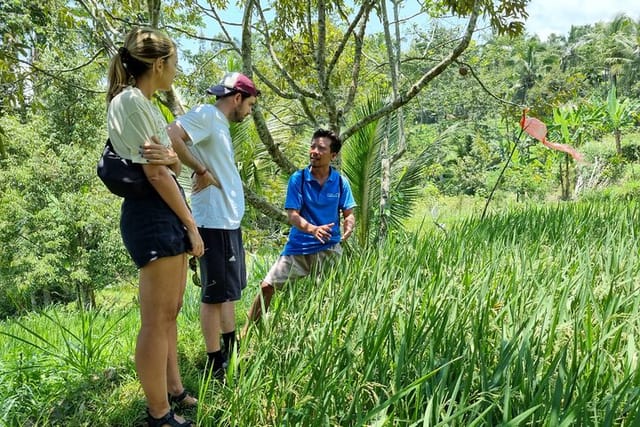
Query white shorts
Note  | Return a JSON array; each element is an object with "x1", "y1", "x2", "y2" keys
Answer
[{"x1": 262, "y1": 244, "x2": 342, "y2": 289}]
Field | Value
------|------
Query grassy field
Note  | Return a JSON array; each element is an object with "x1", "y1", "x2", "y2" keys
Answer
[{"x1": 2, "y1": 198, "x2": 640, "y2": 426}]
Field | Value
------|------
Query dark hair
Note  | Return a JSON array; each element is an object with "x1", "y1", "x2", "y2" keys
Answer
[
  {"x1": 107, "y1": 27, "x2": 176, "y2": 103},
  {"x1": 216, "y1": 90, "x2": 253, "y2": 101},
  {"x1": 312, "y1": 129, "x2": 342, "y2": 153}
]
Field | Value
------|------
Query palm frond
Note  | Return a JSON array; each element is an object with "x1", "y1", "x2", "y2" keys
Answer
[
  {"x1": 387, "y1": 148, "x2": 433, "y2": 230},
  {"x1": 231, "y1": 116, "x2": 292, "y2": 194},
  {"x1": 342, "y1": 91, "x2": 388, "y2": 246}
]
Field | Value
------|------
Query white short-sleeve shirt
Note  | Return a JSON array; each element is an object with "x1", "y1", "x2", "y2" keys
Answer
[
  {"x1": 177, "y1": 104, "x2": 244, "y2": 229},
  {"x1": 107, "y1": 86, "x2": 172, "y2": 164}
]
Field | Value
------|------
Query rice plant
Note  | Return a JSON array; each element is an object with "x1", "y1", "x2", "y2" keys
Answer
[
  {"x1": 1, "y1": 305, "x2": 131, "y2": 377},
  {"x1": 2, "y1": 199, "x2": 640, "y2": 425},
  {"x1": 192, "y1": 199, "x2": 640, "y2": 426}
]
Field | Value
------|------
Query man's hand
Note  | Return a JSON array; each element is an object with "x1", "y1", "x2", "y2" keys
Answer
[
  {"x1": 312, "y1": 223, "x2": 334, "y2": 244},
  {"x1": 341, "y1": 211, "x2": 355, "y2": 242},
  {"x1": 141, "y1": 135, "x2": 178, "y2": 166},
  {"x1": 341, "y1": 225, "x2": 353, "y2": 241},
  {"x1": 191, "y1": 170, "x2": 221, "y2": 194}
]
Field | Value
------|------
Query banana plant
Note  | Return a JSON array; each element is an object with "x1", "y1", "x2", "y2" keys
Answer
[{"x1": 604, "y1": 83, "x2": 636, "y2": 156}]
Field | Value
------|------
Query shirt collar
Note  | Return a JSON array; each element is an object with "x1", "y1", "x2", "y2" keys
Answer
[{"x1": 305, "y1": 166, "x2": 336, "y2": 183}]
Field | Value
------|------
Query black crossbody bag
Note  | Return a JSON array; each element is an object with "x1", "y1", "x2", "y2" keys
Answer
[{"x1": 96, "y1": 139, "x2": 154, "y2": 198}]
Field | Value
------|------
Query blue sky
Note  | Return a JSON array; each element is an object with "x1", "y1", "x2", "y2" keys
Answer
[
  {"x1": 525, "y1": 0, "x2": 640, "y2": 40},
  {"x1": 199, "y1": 1, "x2": 640, "y2": 43}
]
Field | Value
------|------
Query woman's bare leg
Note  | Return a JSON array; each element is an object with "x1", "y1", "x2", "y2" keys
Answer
[{"x1": 137, "y1": 254, "x2": 188, "y2": 419}]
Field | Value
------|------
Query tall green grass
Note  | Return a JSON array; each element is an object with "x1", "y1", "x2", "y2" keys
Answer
[{"x1": 1, "y1": 199, "x2": 640, "y2": 425}]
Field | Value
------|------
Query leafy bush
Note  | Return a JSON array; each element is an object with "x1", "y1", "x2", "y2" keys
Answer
[
  {"x1": 0, "y1": 115, "x2": 134, "y2": 317},
  {"x1": 620, "y1": 142, "x2": 640, "y2": 161}
]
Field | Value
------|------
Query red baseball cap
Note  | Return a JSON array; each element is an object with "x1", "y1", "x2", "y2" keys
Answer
[{"x1": 206, "y1": 72, "x2": 261, "y2": 97}]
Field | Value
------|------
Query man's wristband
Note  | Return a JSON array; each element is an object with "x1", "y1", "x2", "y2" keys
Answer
[{"x1": 195, "y1": 167, "x2": 207, "y2": 176}]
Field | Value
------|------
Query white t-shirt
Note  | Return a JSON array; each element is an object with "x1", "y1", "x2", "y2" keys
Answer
[
  {"x1": 177, "y1": 104, "x2": 244, "y2": 229},
  {"x1": 107, "y1": 86, "x2": 172, "y2": 164}
]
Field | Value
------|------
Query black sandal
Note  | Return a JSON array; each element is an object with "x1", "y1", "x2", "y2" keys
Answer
[
  {"x1": 168, "y1": 389, "x2": 198, "y2": 409},
  {"x1": 147, "y1": 408, "x2": 193, "y2": 427}
]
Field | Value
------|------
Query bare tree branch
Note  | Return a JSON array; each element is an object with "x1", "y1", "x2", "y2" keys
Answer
[
  {"x1": 315, "y1": 0, "x2": 341, "y2": 131},
  {"x1": 341, "y1": 1, "x2": 481, "y2": 142},
  {"x1": 390, "y1": 0, "x2": 407, "y2": 163},
  {"x1": 343, "y1": 10, "x2": 370, "y2": 117},
  {"x1": 244, "y1": 184, "x2": 287, "y2": 223},
  {"x1": 244, "y1": 0, "x2": 297, "y2": 179},
  {"x1": 163, "y1": 24, "x2": 236, "y2": 46},
  {"x1": 326, "y1": 0, "x2": 374, "y2": 78},
  {"x1": 76, "y1": 0, "x2": 119, "y2": 56},
  {"x1": 9, "y1": 55, "x2": 105, "y2": 94},
  {"x1": 252, "y1": 1, "x2": 321, "y2": 100},
  {"x1": 148, "y1": 0, "x2": 161, "y2": 28}
]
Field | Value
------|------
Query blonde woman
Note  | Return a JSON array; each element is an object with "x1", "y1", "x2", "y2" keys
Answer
[{"x1": 106, "y1": 27, "x2": 202, "y2": 427}]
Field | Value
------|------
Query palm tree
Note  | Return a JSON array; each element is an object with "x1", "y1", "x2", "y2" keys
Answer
[
  {"x1": 610, "y1": 16, "x2": 640, "y2": 97},
  {"x1": 590, "y1": 14, "x2": 636, "y2": 94},
  {"x1": 342, "y1": 91, "x2": 429, "y2": 247},
  {"x1": 507, "y1": 36, "x2": 559, "y2": 106}
]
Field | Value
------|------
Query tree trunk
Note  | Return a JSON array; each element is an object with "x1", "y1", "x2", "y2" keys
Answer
[
  {"x1": 148, "y1": 0, "x2": 161, "y2": 27},
  {"x1": 76, "y1": 282, "x2": 96, "y2": 310},
  {"x1": 43, "y1": 288, "x2": 51, "y2": 307},
  {"x1": 30, "y1": 291, "x2": 38, "y2": 310},
  {"x1": 379, "y1": 141, "x2": 390, "y2": 239},
  {"x1": 243, "y1": 183, "x2": 287, "y2": 224},
  {"x1": 378, "y1": 0, "x2": 405, "y2": 241},
  {"x1": 0, "y1": 126, "x2": 6, "y2": 160},
  {"x1": 615, "y1": 129, "x2": 622, "y2": 156},
  {"x1": 560, "y1": 155, "x2": 571, "y2": 200}
]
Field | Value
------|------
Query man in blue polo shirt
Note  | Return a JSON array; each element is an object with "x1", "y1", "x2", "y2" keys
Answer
[{"x1": 242, "y1": 129, "x2": 356, "y2": 334}]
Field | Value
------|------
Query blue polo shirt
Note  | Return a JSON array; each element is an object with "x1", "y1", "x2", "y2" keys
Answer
[{"x1": 282, "y1": 167, "x2": 356, "y2": 255}]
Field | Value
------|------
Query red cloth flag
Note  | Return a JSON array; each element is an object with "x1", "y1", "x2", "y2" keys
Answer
[{"x1": 519, "y1": 109, "x2": 584, "y2": 162}]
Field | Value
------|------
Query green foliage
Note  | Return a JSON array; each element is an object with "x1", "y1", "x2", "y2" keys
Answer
[
  {"x1": 440, "y1": 0, "x2": 528, "y2": 36},
  {"x1": 0, "y1": 0, "x2": 53, "y2": 113},
  {"x1": 342, "y1": 91, "x2": 431, "y2": 246},
  {"x1": 601, "y1": 83, "x2": 639, "y2": 154},
  {"x1": 342, "y1": 94, "x2": 384, "y2": 246},
  {"x1": 153, "y1": 95, "x2": 176, "y2": 123},
  {"x1": 420, "y1": 122, "x2": 506, "y2": 197},
  {"x1": 580, "y1": 179, "x2": 640, "y2": 202},
  {"x1": 620, "y1": 142, "x2": 640, "y2": 162},
  {"x1": 0, "y1": 114, "x2": 133, "y2": 317},
  {"x1": 493, "y1": 140, "x2": 554, "y2": 200},
  {"x1": 0, "y1": 304, "x2": 140, "y2": 425},
  {"x1": 548, "y1": 102, "x2": 601, "y2": 147},
  {"x1": 4, "y1": 200, "x2": 640, "y2": 424}
]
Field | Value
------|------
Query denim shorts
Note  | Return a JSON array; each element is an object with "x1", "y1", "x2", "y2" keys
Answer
[{"x1": 120, "y1": 186, "x2": 190, "y2": 268}]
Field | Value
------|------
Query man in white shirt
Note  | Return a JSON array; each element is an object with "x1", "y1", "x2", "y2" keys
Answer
[{"x1": 167, "y1": 72, "x2": 260, "y2": 378}]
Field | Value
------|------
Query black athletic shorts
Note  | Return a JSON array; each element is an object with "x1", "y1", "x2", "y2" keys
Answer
[
  {"x1": 120, "y1": 183, "x2": 190, "y2": 268},
  {"x1": 198, "y1": 227, "x2": 247, "y2": 304}
]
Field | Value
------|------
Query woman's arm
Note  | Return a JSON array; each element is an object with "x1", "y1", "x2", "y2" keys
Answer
[{"x1": 143, "y1": 163, "x2": 204, "y2": 257}]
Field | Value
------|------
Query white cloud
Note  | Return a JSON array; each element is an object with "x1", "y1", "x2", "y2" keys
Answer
[{"x1": 525, "y1": 0, "x2": 640, "y2": 40}]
